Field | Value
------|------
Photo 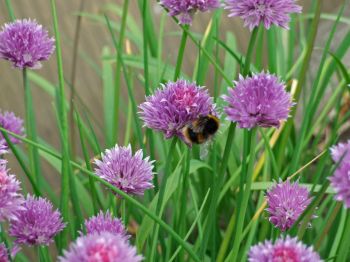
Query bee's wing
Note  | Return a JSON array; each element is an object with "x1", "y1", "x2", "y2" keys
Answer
[{"x1": 200, "y1": 141, "x2": 212, "y2": 160}]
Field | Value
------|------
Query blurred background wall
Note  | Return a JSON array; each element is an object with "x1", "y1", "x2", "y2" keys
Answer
[{"x1": 0, "y1": 0, "x2": 348, "y2": 189}]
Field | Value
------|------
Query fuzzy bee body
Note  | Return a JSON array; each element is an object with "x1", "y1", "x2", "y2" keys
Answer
[{"x1": 182, "y1": 114, "x2": 220, "y2": 145}]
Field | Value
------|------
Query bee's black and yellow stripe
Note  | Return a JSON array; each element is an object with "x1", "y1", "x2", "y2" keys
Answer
[{"x1": 183, "y1": 114, "x2": 220, "y2": 145}]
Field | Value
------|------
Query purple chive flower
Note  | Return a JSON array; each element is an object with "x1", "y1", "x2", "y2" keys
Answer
[
  {"x1": 266, "y1": 180, "x2": 311, "y2": 231},
  {"x1": 160, "y1": 0, "x2": 220, "y2": 24},
  {"x1": 0, "y1": 141, "x2": 8, "y2": 169},
  {"x1": 94, "y1": 144, "x2": 154, "y2": 196},
  {"x1": 222, "y1": 72, "x2": 293, "y2": 129},
  {"x1": 331, "y1": 140, "x2": 350, "y2": 163},
  {"x1": 59, "y1": 232, "x2": 142, "y2": 262},
  {"x1": 139, "y1": 79, "x2": 216, "y2": 142},
  {"x1": 84, "y1": 211, "x2": 128, "y2": 239},
  {"x1": 0, "y1": 140, "x2": 7, "y2": 155},
  {"x1": 0, "y1": 19, "x2": 55, "y2": 69},
  {"x1": 249, "y1": 236, "x2": 322, "y2": 262},
  {"x1": 0, "y1": 163, "x2": 24, "y2": 222},
  {"x1": 9, "y1": 195, "x2": 65, "y2": 246},
  {"x1": 0, "y1": 111, "x2": 24, "y2": 146},
  {"x1": 0, "y1": 243, "x2": 9, "y2": 262},
  {"x1": 0, "y1": 244, "x2": 19, "y2": 262},
  {"x1": 329, "y1": 141, "x2": 350, "y2": 208},
  {"x1": 224, "y1": 0, "x2": 302, "y2": 31},
  {"x1": 0, "y1": 140, "x2": 8, "y2": 167}
]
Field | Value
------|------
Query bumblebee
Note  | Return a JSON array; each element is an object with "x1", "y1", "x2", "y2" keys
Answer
[{"x1": 182, "y1": 114, "x2": 220, "y2": 145}]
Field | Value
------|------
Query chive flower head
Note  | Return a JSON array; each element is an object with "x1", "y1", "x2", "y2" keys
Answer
[
  {"x1": 59, "y1": 232, "x2": 142, "y2": 262},
  {"x1": 222, "y1": 72, "x2": 293, "y2": 129},
  {"x1": 0, "y1": 243, "x2": 9, "y2": 262},
  {"x1": 160, "y1": 0, "x2": 220, "y2": 24},
  {"x1": 9, "y1": 195, "x2": 65, "y2": 245},
  {"x1": 266, "y1": 180, "x2": 311, "y2": 231},
  {"x1": 0, "y1": 19, "x2": 55, "y2": 69},
  {"x1": 84, "y1": 210, "x2": 128, "y2": 240},
  {"x1": 249, "y1": 236, "x2": 322, "y2": 262},
  {"x1": 0, "y1": 161, "x2": 24, "y2": 222},
  {"x1": 94, "y1": 145, "x2": 154, "y2": 196},
  {"x1": 139, "y1": 79, "x2": 216, "y2": 141},
  {"x1": 0, "y1": 111, "x2": 24, "y2": 147},
  {"x1": 224, "y1": 0, "x2": 302, "y2": 31},
  {"x1": 329, "y1": 140, "x2": 350, "y2": 208}
]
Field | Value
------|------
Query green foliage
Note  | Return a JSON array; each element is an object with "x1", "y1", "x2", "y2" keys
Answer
[{"x1": 1, "y1": 0, "x2": 350, "y2": 261}]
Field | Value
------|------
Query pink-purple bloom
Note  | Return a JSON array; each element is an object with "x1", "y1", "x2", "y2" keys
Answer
[
  {"x1": 84, "y1": 211, "x2": 128, "y2": 239},
  {"x1": 0, "y1": 243, "x2": 9, "y2": 262},
  {"x1": 266, "y1": 180, "x2": 311, "y2": 231},
  {"x1": 0, "y1": 19, "x2": 55, "y2": 69},
  {"x1": 94, "y1": 144, "x2": 154, "y2": 196},
  {"x1": 0, "y1": 140, "x2": 8, "y2": 168},
  {"x1": 0, "y1": 161, "x2": 24, "y2": 222},
  {"x1": 0, "y1": 140, "x2": 7, "y2": 155},
  {"x1": 329, "y1": 140, "x2": 350, "y2": 208},
  {"x1": 249, "y1": 236, "x2": 322, "y2": 262},
  {"x1": 139, "y1": 79, "x2": 216, "y2": 142},
  {"x1": 224, "y1": 0, "x2": 302, "y2": 31},
  {"x1": 222, "y1": 72, "x2": 293, "y2": 129},
  {"x1": 160, "y1": 0, "x2": 220, "y2": 24},
  {"x1": 59, "y1": 232, "x2": 142, "y2": 262},
  {"x1": 0, "y1": 140, "x2": 7, "y2": 173},
  {"x1": 0, "y1": 111, "x2": 24, "y2": 146},
  {"x1": 9, "y1": 195, "x2": 65, "y2": 246},
  {"x1": 330, "y1": 140, "x2": 350, "y2": 163}
]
